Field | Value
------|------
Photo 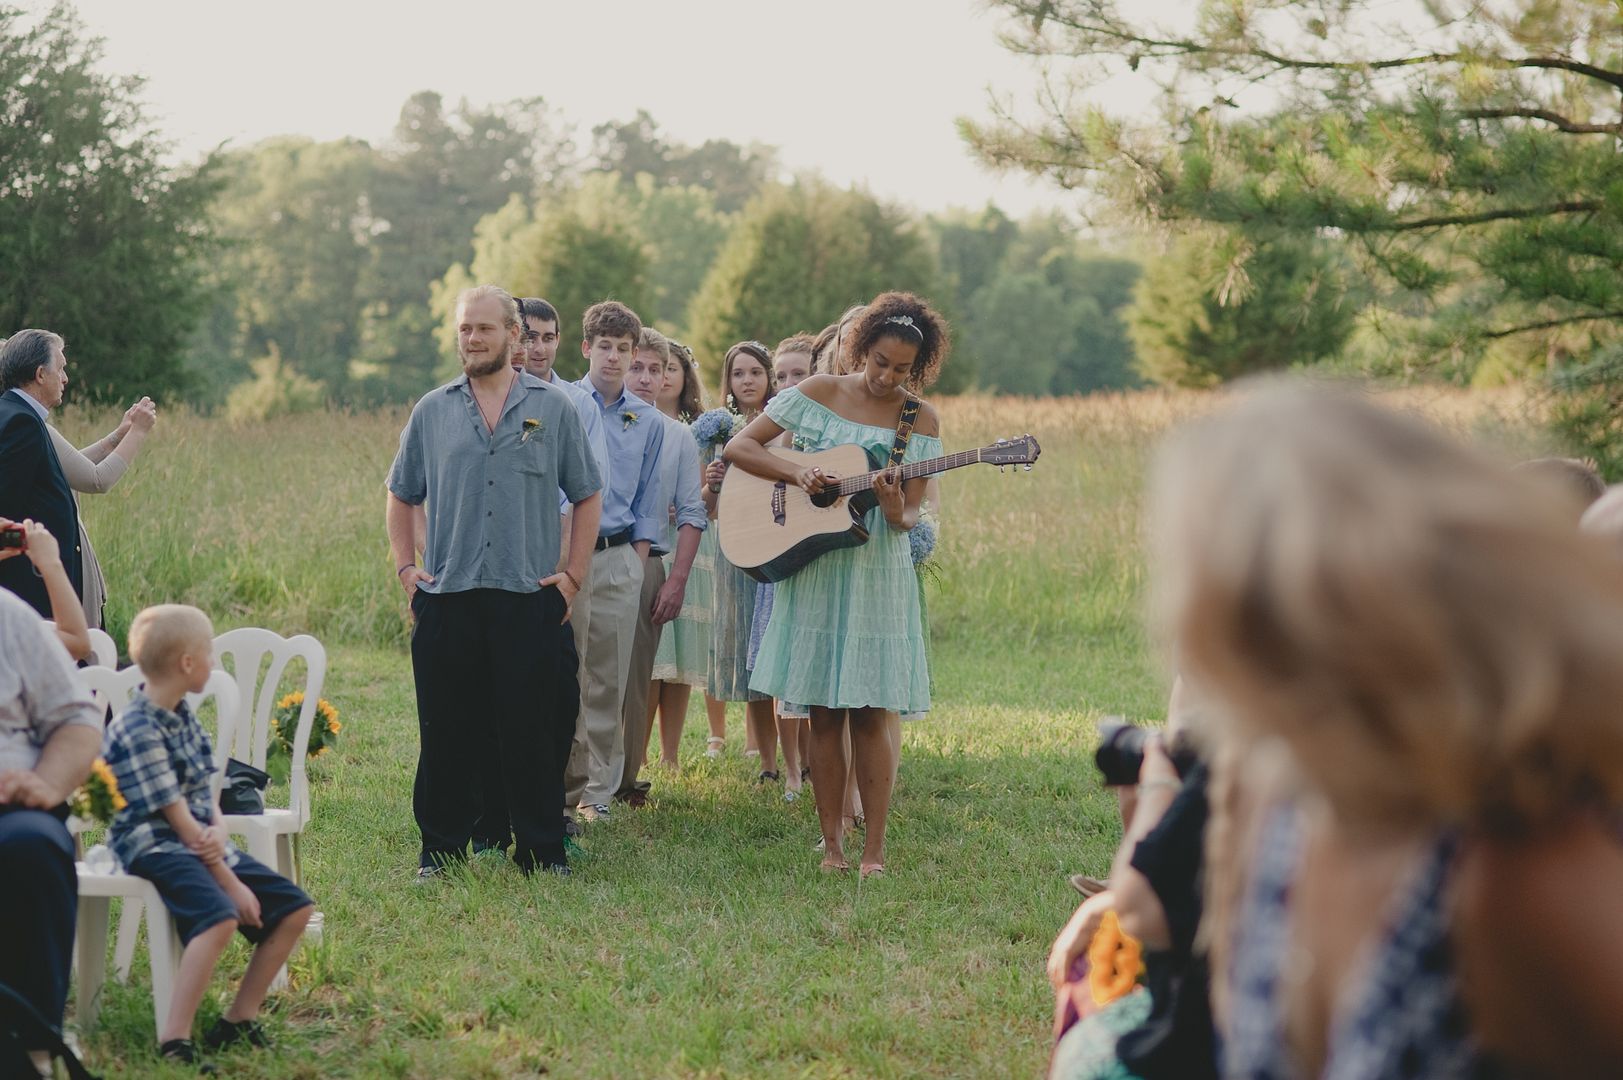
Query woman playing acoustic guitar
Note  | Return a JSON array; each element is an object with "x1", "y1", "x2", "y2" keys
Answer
[{"x1": 724, "y1": 292, "x2": 948, "y2": 876}]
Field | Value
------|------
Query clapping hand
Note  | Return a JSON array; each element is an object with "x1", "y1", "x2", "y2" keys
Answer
[{"x1": 127, "y1": 396, "x2": 157, "y2": 433}]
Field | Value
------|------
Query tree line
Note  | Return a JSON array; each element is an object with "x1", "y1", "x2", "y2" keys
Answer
[{"x1": 3, "y1": 4, "x2": 1156, "y2": 415}]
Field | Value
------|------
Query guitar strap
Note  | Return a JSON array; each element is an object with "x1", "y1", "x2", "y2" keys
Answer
[{"x1": 888, "y1": 395, "x2": 921, "y2": 469}]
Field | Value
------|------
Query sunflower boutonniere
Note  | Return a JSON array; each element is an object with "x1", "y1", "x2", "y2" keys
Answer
[
  {"x1": 521, "y1": 417, "x2": 543, "y2": 444},
  {"x1": 621, "y1": 409, "x2": 640, "y2": 431}
]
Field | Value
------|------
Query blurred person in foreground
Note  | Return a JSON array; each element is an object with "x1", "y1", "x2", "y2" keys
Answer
[
  {"x1": 1152, "y1": 382, "x2": 1623, "y2": 1078},
  {"x1": 1046, "y1": 679, "x2": 1217, "y2": 1080},
  {"x1": 0, "y1": 584, "x2": 99, "y2": 1077}
]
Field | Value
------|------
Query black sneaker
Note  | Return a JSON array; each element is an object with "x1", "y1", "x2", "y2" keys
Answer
[
  {"x1": 562, "y1": 817, "x2": 583, "y2": 838},
  {"x1": 160, "y1": 1039, "x2": 216, "y2": 1073},
  {"x1": 414, "y1": 865, "x2": 449, "y2": 885},
  {"x1": 203, "y1": 1016, "x2": 269, "y2": 1051}
]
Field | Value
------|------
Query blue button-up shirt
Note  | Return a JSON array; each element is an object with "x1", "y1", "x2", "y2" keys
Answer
[
  {"x1": 388, "y1": 372, "x2": 601, "y2": 594},
  {"x1": 652, "y1": 412, "x2": 707, "y2": 556},
  {"x1": 545, "y1": 371, "x2": 610, "y2": 510},
  {"x1": 104, "y1": 690, "x2": 239, "y2": 870},
  {"x1": 575, "y1": 375, "x2": 665, "y2": 544}
]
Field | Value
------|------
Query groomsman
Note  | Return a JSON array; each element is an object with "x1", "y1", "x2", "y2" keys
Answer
[
  {"x1": 387, "y1": 285, "x2": 601, "y2": 877},
  {"x1": 570, "y1": 301, "x2": 664, "y2": 823},
  {"x1": 616, "y1": 328, "x2": 705, "y2": 806}
]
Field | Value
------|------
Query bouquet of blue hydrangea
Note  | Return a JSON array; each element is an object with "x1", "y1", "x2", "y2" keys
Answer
[
  {"x1": 910, "y1": 503, "x2": 940, "y2": 575},
  {"x1": 691, "y1": 408, "x2": 735, "y2": 451}
]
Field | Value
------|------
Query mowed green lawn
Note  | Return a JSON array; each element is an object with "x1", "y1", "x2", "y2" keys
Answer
[{"x1": 54, "y1": 392, "x2": 1243, "y2": 1077}]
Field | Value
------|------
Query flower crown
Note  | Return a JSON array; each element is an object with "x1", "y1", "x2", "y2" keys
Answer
[{"x1": 884, "y1": 314, "x2": 924, "y2": 339}]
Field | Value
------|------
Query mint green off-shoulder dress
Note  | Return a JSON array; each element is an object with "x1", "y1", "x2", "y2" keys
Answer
[{"x1": 747, "y1": 387, "x2": 940, "y2": 714}]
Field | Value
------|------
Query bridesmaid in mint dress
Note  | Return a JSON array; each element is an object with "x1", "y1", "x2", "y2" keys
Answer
[
  {"x1": 649, "y1": 343, "x2": 713, "y2": 767},
  {"x1": 727, "y1": 293, "x2": 949, "y2": 875},
  {"x1": 705, "y1": 343, "x2": 780, "y2": 778}
]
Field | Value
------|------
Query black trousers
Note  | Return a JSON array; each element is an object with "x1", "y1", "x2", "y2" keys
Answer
[
  {"x1": 410, "y1": 587, "x2": 579, "y2": 871},
  {"x1": 0, "y1": 807, "x2": 75, "y2": 1030}
]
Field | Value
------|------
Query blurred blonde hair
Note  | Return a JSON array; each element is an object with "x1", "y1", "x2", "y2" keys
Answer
[
  {"x1": 129, "y1": 604, "x2": 214, "y2": 679},
  {"x1": 1151, "y1": 380, "x2": 1623, "y2": 835}
]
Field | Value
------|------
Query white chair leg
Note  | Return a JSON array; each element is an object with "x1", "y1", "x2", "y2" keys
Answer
[
  {"x1": 275, "y1": 833, "x2": 296, "y2": 883},
  {"x1": 145, "y1": 903, "x2": 182, "y2": 1038},
  {"x1": 74, "y1": 895, "x2": 111, "y2": 1030},
  {"x1": 112, "y1": 898, "x2": 142, "y2": 982}
]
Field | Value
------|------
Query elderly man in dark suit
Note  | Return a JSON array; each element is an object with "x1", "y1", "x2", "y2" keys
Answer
[{"x1": 0, "y1": 331, "x2": 83, "y2": 617}]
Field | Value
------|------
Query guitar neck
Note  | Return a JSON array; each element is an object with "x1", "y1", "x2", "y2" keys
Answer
[{"x1": 832, "y1": 448, "x2": 987, "y2": 497}]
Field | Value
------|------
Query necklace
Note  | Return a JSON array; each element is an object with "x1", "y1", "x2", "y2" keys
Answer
[{"x1": 473, "y1": 370, "x2": 517, "y2": 434}]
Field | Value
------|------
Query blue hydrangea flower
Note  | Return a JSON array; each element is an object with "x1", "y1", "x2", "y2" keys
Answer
[
  {"x1": 909, "y1": 516, "x2": 938, "y2": 565},
  {"x1": 691, "y1": 408, "x2": 734, "y2": 449}
]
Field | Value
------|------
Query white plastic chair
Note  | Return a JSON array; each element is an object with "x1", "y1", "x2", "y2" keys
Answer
[
  {"x1": 212, "y1": 628, "x2": 328, "y2": 884},
  {"x1": 86, "y1": 627, "x2": 118, "y2": 669},
  {"x1": 75, "y1": 669, "x2": 239, "y2": 1034}
]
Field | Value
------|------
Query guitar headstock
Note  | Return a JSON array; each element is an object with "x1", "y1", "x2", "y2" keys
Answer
[{"x1": 983, "y1": 434, "x2": 1041, "y2": 472}]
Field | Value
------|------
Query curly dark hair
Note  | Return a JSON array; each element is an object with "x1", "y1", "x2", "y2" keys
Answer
[
  {"x1": 667, "y1": 340, "x2": 705, "y2": 422},
  {"x1": 843, "y1": 291, "x2": 950, "y2": 390}
]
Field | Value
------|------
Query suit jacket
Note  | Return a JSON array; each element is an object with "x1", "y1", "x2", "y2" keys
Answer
[{"x1": 0, "y1": 390, "x2": 82, "y2": 616}]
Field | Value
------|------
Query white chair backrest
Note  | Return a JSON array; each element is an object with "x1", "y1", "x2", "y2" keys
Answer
[
  {"x1": 80, "y1": 663, "x2": 145, "y2": 721},
  {"x1": 81, "y1": 665, "x2": 240, "y2": 800},
  {"x1": 184, "y1": 671, "x2": 240, "y2": 800},
  {"x1": 87, "y1": 628, "x2": 118, "y2": 669},
  {"x1": 211, "y1": 628, "x2": 327, "y2": 823}
]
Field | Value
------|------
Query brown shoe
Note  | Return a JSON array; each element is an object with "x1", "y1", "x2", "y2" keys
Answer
[{"x1": 1069, "y1": 874, "x2": 1108, "y2": 899}]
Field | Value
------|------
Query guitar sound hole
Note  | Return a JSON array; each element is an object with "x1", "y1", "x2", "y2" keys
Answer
[{"x1": 810, "y1": 489, "x2": 838, "y2": 509}]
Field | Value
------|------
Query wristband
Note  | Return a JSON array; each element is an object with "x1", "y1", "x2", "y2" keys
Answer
[
  {"x1": 562, "y1": 569, "x2": 582, "y2": 591},
  {"x1": 397, "y1": 564, "x2": 415, "y2": 579}
]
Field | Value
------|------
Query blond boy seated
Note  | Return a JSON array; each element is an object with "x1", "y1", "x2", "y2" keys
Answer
[{"x1": 103, "y1": 604, "x2": 313, "y2": 1069}]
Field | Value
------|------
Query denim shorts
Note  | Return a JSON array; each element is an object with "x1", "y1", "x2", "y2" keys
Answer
[{"x1": 127, "y1": 850, "x2": 313, "y2": 946}]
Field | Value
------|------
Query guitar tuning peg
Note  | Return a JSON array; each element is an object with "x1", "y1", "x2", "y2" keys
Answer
[
  {"x1": 999, "y1": 465, "x2": 1006, "y2": 474},
  {"x1": 1023, "y1": 464, "x2": 1032, "y2": 472}
]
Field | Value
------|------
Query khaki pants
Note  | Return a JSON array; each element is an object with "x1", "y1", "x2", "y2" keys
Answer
[
  {"x1": 562, "y1": 563, "x2": 595, "y2": 816},
  {"x1": 616, "y1": 556, "x2": 666, "y2": 798},
  {"x1": 574, "y1": 543, "x2": 644, "y2": 808}
]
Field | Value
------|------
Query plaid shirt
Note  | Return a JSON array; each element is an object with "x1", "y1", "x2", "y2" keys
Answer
[{"x1": 104, "y1": 690, "x2": 238, "y2": 869}]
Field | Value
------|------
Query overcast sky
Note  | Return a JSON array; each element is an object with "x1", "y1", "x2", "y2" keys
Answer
[{"x1": 50, "y1": 0, "x2": 1181, "y2": 219}]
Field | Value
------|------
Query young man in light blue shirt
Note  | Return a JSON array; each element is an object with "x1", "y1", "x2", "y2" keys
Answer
[
  {"x1": 616, "y1": 328, "x2": 707, "y2": 806},
  {"x1": 567, "y1": 300, "x2": 665, "y2": 822}
]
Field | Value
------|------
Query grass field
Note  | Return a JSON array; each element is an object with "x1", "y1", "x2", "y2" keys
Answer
[{"x1": 50, "y1": 388, "x2": 1531, "y2": 1078}]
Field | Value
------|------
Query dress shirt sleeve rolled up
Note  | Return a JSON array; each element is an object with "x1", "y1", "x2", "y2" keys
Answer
[{"x1": 673, "y1": 432, "x2": 707, "y2": 533}]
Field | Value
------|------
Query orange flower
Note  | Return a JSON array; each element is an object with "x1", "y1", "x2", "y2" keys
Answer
[{"x1": 1087, "y1": 910, "x2": 1145, "y2": 1006}]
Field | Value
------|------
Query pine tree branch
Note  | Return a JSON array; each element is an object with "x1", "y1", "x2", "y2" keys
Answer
[
  {"x1": 1458, "y1": 107, "x2": 1623, "y2": 134},
  {"x1": 1008, "y1": 5, "x2": 1623, "y2": 91},
  {"x1": 1390, "y1": 202, "x2": 1603, "y2": 231},
  {"x1": 1481, "y1": 312, "x2": 1623, "y2": 339}
]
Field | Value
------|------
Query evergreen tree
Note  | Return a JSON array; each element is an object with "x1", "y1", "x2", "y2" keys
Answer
[
  {"x1": 686, "y1": 181, "x2": 946, "y2": 389},
  {"x1": 1126, "y1": 231, "x2": 1358, "y2": 388},
  {"x1": 0, "y1": 3, "x2": 220, "y2": 404},
  {"x1": 967, "y1": 0, "x2": 1623, "y2": 371}
]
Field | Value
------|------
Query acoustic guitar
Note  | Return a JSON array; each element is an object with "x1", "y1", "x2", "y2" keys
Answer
[{"x1": 716, "y1": 434, "x2": 1041, "y2": 583}]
